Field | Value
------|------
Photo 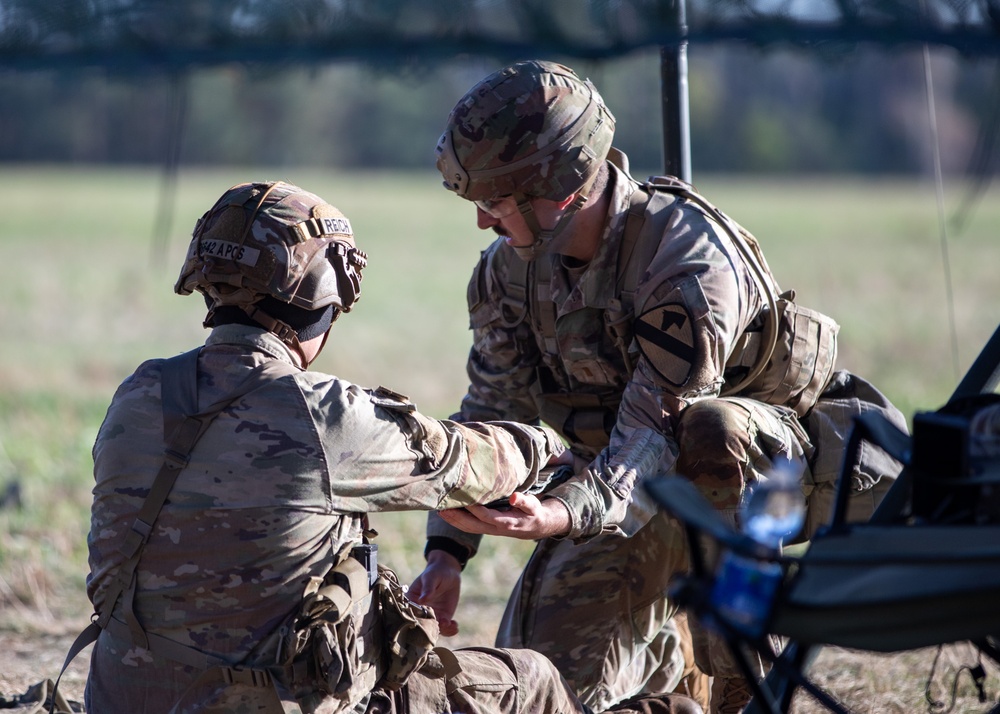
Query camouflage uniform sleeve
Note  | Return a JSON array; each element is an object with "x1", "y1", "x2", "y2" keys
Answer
[
  {"x1": 546, "y1": 201, "x2": 760, "y2": 540},
  {"x1": 429, "y1": 241, "x2": 546, "y2": 555},
  {"x1": 304, "y1": 377, "x2": 566, "y2": 513}
]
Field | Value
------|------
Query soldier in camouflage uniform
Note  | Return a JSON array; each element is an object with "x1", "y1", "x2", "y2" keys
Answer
[
  {"x1": 410, "y1": 61, "x2": 907, "y2": 714},
  {"x1": 83, "y1": 180, "x2": 702, "y2": 714}
]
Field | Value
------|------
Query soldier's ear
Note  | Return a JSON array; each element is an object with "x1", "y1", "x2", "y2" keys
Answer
[{"x1": 552, "y1": 193, "x2": 578, "y2": 212}]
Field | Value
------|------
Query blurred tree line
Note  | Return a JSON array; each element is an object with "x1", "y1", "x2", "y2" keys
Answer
[{"x1": 0, "y1": 45, "x2": 995, "y2": 175}]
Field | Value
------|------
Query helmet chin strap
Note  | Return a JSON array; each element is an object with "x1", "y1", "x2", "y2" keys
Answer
[
  {"x1": 241, "y1": 304, "x2": 312, "y2": 369},
  {"x1": 509, "y1": 191, "x2": 590, "y2": 262}
]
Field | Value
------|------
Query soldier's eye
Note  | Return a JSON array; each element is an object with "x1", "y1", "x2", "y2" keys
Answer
[{"x1": 474, "y1": 195, "x2": 516, "y2": 218}]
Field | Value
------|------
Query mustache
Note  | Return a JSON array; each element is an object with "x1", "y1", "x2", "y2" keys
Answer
[{"x1": 492, "y1": 227, "x2": 508, "y2": 237}]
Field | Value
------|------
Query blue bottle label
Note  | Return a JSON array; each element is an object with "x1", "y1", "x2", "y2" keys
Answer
[{"x1": 710, "y1": 553, "x2": 783, "y2": 638}]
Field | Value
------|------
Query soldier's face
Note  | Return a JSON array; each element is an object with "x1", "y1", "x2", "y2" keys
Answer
[
  {"x1": 476, "y1": 198, "x2": 534, "y2": 248},
  {"x1": 475, "y1": 196, "x2": 566, "y2": 250}
]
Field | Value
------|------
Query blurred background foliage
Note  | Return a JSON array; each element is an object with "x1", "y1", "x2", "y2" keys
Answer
[
  {"x1": 1, "y1": 46, "x2": 997, "y2": 180},
  {"x1": 2, "y1": 0, "x2": 999, "y2": 180}
]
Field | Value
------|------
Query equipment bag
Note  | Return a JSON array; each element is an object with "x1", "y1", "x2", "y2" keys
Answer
[{"x1": 374, "y1": 565, "x2": 440, "y2": 691}]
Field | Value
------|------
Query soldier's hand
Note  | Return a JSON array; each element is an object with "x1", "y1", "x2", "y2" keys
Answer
[
  {"x1": 439, "y1": 492, "x2": 572, "y2": 540},
  {"x1": 408, "y1": 551, "x2": 462, "y2": 637}
]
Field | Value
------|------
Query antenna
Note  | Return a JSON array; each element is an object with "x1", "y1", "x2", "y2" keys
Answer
[
  {"x1": 921, "y1": 2, "x2": 961, "y2": 382},
  {"x1": 660, "y1": 0, "x2": 691, "y2": 182},
  {"x1": 150, "y1": 72, "x2": 189, "y2": 269}
]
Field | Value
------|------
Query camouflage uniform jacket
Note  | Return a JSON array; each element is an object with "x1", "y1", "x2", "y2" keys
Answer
[
  {"x1": 429, "y1": 159, "x2": 839, "y2": 549},
  {"x1": 86, "y1": 324, "x2": 566, "y2": 712}
]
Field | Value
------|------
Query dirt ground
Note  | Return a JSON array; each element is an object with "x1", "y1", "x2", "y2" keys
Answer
[
  {"x1": 1, "y1": 619, "x2": 998, "y2": 713},
  {"x1": 0, "y1": 625, "x2": 90, "y2": 709}
]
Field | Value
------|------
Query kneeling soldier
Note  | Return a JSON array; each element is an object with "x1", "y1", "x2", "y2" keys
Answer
[{"x1": 79, "y1": 180, "x2": 701, "y2": 714}]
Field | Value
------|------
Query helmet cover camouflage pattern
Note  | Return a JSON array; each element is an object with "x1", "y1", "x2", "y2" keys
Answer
[
  {"x1": 175, "y1": 181, "x2": 367, "y2": 314},
  {"x1": 435, "y1": 60, "x2": 616, "y2": 203}
]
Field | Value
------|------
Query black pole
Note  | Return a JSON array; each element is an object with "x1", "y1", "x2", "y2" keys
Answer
[
  {"x1": 660, "y1": 0, "x2": 691, "y2": 182},
  {"x1": 950, "y1": 322, "x2": 1000, "y2": 400}
]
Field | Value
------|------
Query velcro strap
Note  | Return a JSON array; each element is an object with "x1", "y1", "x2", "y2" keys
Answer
[
  {"x1": 166, "y1": 416, "x2": 205, "y2": 461},
  {"x1": 291, "y1": 216, "x2": 353, "y2": 242},
  {"x1": 302, "y1": 557, "x2": 372, "y2": 624},
  {"x1": 110, "y1": 614, "x2": 304, "y2": 714},
  {"x1": 49, "y1": 620, "x2": 102, "y2": 713},
  {"x1": 336, "y1": 556, "x2": 371, "y2": 598},
  {"x1": 533, "y1": 257, "x2": 559, "y2": 353},
  {"x1": 433, "y1": 646, "x2": 464, "y2": 681},
  {"x1": 499, "y1": 253, "x2": 530, "y2": 329},
  {"x1": 118, "y1": 518, "x2": 153, "y2": 560},
  {"x1": 311, "y1": 584, "x2": 354, "y2": 624},
  {"x1": 122, "y1": 573, "x2": 148, "y2": 651}
]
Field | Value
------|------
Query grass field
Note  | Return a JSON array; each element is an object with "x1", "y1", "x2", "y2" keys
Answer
[{"x1": 0, "y1": 166, "x2": 998, "y2": 710}]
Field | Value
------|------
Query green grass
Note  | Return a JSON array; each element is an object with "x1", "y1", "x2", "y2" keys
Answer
[{"x1": 0, "y1": 166, "x2": 998, "y2": 654}]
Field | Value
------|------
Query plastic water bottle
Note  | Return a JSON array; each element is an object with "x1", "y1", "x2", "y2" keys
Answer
[
  {"x1": 742, "y1": 458, "x2": 806, "y2": 549},
  {"x1": 710, "y1": 458, "x2": 806, "y2": 637}
]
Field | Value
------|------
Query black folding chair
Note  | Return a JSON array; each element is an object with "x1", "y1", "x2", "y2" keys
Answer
[{"x1": 646, "y1": 323, "x2": 1000, "y2": 714}]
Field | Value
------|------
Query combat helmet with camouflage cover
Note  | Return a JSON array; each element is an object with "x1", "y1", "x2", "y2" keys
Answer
[
  {"x1": 435, "y1": 60, "x2": 616, "y2": 260},
  {"x1": 175, "y1": 180, "x2": 367, "y2": 364}
]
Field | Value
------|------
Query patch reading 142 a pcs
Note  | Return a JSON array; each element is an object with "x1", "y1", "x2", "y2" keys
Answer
[
  {"x1": 635, "y1": 303, "x2": 695, "y2": 387},
  {"x1": 199, "y1": 239, "x2": 261, "y2": 266}
]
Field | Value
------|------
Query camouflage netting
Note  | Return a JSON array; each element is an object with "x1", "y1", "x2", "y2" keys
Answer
[{"x1": 1, "y1": 0, "x2": 999, "y2": 72}]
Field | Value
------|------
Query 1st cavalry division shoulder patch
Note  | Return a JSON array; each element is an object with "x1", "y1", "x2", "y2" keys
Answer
[{"x1": 634, "y1": 303, "x2": 696, "y2": 387}]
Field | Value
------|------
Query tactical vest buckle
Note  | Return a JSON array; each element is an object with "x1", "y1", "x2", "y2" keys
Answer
[{"x1": 223, "y1": 666, "x2": 274, "y2": 688}]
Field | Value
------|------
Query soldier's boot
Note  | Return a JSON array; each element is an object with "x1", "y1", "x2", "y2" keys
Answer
[
  {"x1": 604, "y1": 692, "x2": 704, "y2": 714},
  {"x1": 710, "y1": 676, "x2": 753, "y2": 714},
  {"x1": 673, "y1": 612, "x2": 711, "y2": 713}
]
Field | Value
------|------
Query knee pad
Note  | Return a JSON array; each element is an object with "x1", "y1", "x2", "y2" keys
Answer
[{"x1": 675, "y1": 401, "x2": 752, "y2": 503}]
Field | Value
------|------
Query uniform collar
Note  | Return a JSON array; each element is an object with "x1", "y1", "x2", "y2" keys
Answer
[
  {"x1": 205, "y1": 323, "x2": 303, "y2": 366},
  {"x1": 558, "y1": 161, "x2": 642, "y2": 312}
]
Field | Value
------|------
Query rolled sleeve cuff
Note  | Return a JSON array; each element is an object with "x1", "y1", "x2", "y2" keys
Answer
[
  {"x1": 540, "y1": 427, "x2": 569, "y2": 460},
  {"x1": 547, "y1": 480, "x2": 606, "y2": 541}
]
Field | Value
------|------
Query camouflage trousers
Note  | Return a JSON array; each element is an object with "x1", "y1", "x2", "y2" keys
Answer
[
  {"x1": 495, "y1": 507, "x2": 689, "y2": 712},
  {"x1": 366, "y1": 646, "x2": 589, "y2": 713},
  {"x1": 368, "y1": 647, "x2": 703, "y2": 714},
  {"x1": 674, "y1": 372, "x2": 904, "y2": 689},
  {"x1": 90, "y1": 633, "x2": 590, "y2": 714}
]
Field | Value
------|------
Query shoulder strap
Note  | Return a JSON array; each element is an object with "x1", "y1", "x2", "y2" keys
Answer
[
  {"x1": 532, "y1": 257, "x2": 559, "y2": 355},
  {"x1": 50, "y1": 349, "x2": 300, "y2": 712},
  {"x1": 605, "y1": 183, "x2": 675, "y2": 373},
  {"x1": 641, "y1": 177, "x2": 782, "y2": 396},
  {"x1": 616, "y1": 182, "x2": 671, "y2": 308},
  {"x1": 499, "y1": 253, "x2": 531, "y2": 328}
]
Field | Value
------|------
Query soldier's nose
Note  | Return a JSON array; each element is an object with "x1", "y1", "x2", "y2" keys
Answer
[{"x1": 477, "y1": 207, "x2": 498, "y2": 230}]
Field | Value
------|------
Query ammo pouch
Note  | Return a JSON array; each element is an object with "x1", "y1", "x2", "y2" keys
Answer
[
  {"x1": 276, "y1": 559, "x2": 439, "y2": 706},
  {"x1": 374, "y1": 565, "x2": 440, "y2": 691},
  {"x1": 278, "y1": 554, "x2": 382, "y2": 707},
  {"x1": 726, "y1": 292, "x2": 840, "y2": 418}
]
